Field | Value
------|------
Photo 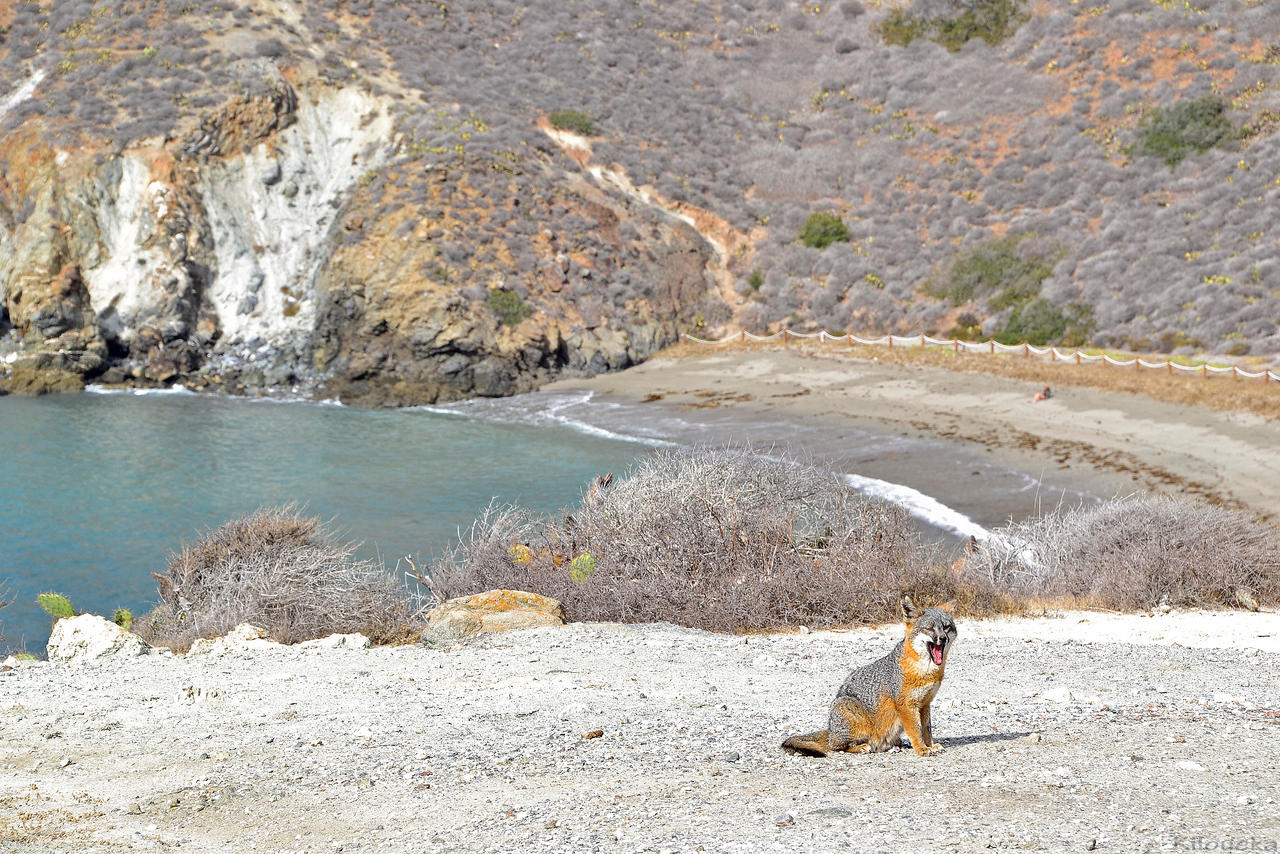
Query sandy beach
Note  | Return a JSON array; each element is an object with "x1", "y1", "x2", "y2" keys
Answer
[{"x1": 545, "y1": 346, "x2": 1280, "y2": 529}]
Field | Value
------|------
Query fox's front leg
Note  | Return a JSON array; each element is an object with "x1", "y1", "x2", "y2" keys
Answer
[
  {"x1": 899, "y1": 703, "x2": 942, "y2": 756},
  {"x1": 920, "y1": 702, "x2": 939, "y2": 751}
]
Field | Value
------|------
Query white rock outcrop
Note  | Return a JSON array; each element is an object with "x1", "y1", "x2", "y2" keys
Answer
[
  {"x1": 299, "y1": 633, "x2": 372, "y2": 650},
  {"x1": 187, "y1": 623, "x2": 282, "y2": 656},
  {"x1": 46, "y1": 614, "x2": 150, "y2": 665}
]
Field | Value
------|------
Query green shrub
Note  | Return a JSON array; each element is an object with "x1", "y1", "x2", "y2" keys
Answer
[
  {"x1": 1128, "y1": 96, "x2": 1238, "y2": 167},
  {"x1": 928, "y1": 235, "x2": 1089, "y2": 346},
  {"x1": 879, "y1": 0, "x2": 1027, "y2": 52},
  {"x1": 994, "y1": 299, "x2": 1093, "y2": 347},
  {"x1": 797, "y1": 212, "x2": 849, "y2": 249},
  {"x1": 570, "y1": 552, "x2": 597, "y2": 583},
  {"x1": 486, "y1": 290, "x2": 533, "y2": 326},
  {"x1": 746, "y1": 269, "x2": 765, "y2": 291},
  {"x1": 37, "y1": 593, "x2": 76, "y2": 620},
  {"x1": 928, "y1": 234, "x2": 1053, "y2": 306},
  {"x1": 112, "y1": 608, "x2": 133, "y2": 631},
  {"x1": 549, "y1": 109, "x2": 595, "y2": 136},
  {"x1": 945, "y1": 311, "x2": 984, "y2": 340}
]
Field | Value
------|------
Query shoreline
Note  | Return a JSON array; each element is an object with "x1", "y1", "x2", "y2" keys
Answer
[{"x1": 545, "y1": 346, "x2": 1280, "y2": 524}]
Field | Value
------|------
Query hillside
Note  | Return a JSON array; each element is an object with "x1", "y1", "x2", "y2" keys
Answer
[{"x1": 2, "y1": 0, "x2": 1279, "y2": 402}]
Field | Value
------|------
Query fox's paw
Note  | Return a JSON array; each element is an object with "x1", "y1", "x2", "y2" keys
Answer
[{"x1": 914, "y1": 743, "x2": 944, "y2": 756}]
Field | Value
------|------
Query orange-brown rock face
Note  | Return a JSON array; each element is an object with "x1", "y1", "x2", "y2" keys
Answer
[
  {"x1": 0, "y1": 70, "x2": 725, "y2": 402},
  {"x1": 313, "y1": 163, "x2": 718, "y2": 407}
]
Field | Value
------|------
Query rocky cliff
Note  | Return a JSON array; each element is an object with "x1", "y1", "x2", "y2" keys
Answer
[
  {"x1": 0, "y1": 63, "x2": 723, "y2": 403},
  {"x1": 3, "y1": 0, "x2": 1280, "y2": 401}
]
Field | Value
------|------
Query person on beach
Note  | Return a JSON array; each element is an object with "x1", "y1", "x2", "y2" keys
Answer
[{"x1": 1033, "y1": 386, "x2": 1052, "y2": 403}]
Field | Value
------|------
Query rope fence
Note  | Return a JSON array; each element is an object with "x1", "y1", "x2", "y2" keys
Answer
[{"x1": 683, "y1": 329, "x2": 1280, "y2": 383}]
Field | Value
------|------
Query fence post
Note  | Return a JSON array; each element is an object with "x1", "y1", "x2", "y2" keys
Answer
[
  {"x1": 1135, "y1": 357, "x2": 1140, "y2": 373},
  {"x1": 888, "y1": 335, "x2": 893, "y2": 350},
  {"x1": 989, "y1": 340, "x2": 994, "y2": 354},
  {"x1": 740, "y1": 330, "x2": 745, "y2": 343},
  {"x1": 1050, "y1": 348, "x2": 1055, "y2": 363},
  {"x1": 1023, "y1": 342, "x2": 1029, "y2": 357},
  {"x1": 783, "y1": 329, "x2": 788, "y2": 347},
  {"x1": 1233, "y1": 366, "x2": 1239, "y2": 381},
  {"x1": 953, "y1": 339, "x2": 959, "y2": 356},
  {"x1": 1201, "y1": 363, "x2": 1207, "y2": 379},
  {"x1": 1167, "y1": 362, "x2": 1172, "y2": 376},
  {"x1": 1075, "y1": 352, "x2": 1081, "y2": 365},
  {"x1": 920, "y1": 333, "x2": 926, "y2": 347}
]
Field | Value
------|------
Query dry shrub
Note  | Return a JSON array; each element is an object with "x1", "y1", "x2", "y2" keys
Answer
[
  {"x1": 137, "y1": 506, "x2": 415, "y2": 651},
  {"x1": 429, "y1": 448, "x2": 968, "y2": 630},
  {"x1": 963, "y1": 495, "x2": 1280, "y2": 609}
]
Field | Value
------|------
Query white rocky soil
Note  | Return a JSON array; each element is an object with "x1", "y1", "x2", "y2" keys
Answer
[{"x1": 2, "y1": 610, "x2": 1278, "y2": 853}]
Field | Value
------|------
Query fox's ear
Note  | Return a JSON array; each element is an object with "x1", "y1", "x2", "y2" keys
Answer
[
  {"x1": 901, "y1": 595, "x2": 922, "y2": 620},
  {"x1": 936, "y1": 600, "x2": 957, "y2": 613}
]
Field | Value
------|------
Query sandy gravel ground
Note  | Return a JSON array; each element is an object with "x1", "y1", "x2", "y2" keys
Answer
[
  {"x1": 547, "y1": 348, "x2": 1280, "y2": 520},
  {"x1": 2, "y1": 611, "x2": 1277, "y2": 854}
]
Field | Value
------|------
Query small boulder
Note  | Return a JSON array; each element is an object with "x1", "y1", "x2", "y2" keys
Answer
[
  {"x1": 419, "y1": 611, "x2": 482, "y2": 649},
  {"x1": 46, "y1": 614, "x2": 150, "y2": 665},
  {"x1": 420, "y1": 590, "x2": 564, "y2": 648}
]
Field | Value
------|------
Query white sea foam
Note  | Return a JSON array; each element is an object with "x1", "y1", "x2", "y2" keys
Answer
[
  {"x1": 84, "y1": 383, "x2": 197, "y2": 397},
  {"x1": 544, "y1": 411, "x2": 677, "y2": 447},
  {"x1": 842, "y1": 473, "x2": 989, "y2": 540},
  {"x1": 421, "y1": 390, "x2": 987, "y2": 532},
  {"x1": 418, "y1": 391, "x2": 676, "y2": 447}
]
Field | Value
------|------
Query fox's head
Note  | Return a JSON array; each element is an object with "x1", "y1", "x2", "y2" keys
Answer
[{"x1": 901, "y1": 595, "x2": 957, "y2": 670}]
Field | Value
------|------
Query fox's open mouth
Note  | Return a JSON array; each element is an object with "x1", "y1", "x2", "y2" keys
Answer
[{"x1": 927, "y1": 641, "x2": 944, "y2": 666}]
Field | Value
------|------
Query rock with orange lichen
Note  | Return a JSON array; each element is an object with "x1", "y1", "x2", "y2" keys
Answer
[{"x1": 419, "y1": 590, "x2": 566, "y2": 648}]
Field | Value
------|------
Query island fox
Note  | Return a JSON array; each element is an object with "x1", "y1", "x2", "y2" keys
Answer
[{"x1": 782, "y1": 596, "x2": 957, "y2": 757}]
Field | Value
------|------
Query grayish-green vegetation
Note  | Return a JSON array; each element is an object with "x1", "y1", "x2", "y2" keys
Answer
[
  {"x1": 4, "y1": 450, "x2": 1276, "y2": 650},
  {"x1": 135, "y1": 506, "x2": 415, "y2": 652},
  {"x1": 428, "y1": 448, "x2": 1279, "y2": 631},
  {"x1": 2, "y1": 0, "x2": 1280, "y2": 384},
  {"x1": 966, "y1": 495, "x2": 1280, "y2": 610},
  {"x1": 486, "y1": 290, "x2": 533, "y2": 327}
]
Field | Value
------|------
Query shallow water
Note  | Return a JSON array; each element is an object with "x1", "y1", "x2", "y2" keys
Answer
[
  {"x1": 1, "y1": 385, "x2": 1104, "y2": 653},
  {"x1": 0, "y1": 390, "x2": 647, "y2": 651}
]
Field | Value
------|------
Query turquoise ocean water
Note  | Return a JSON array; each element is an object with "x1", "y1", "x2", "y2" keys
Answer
[
  {"x1": 0, "y1": 390, "x2": 648, "y2": 652},
  {"x1": 1, "y1": 383, "x2": 1101, "y2": 653}
]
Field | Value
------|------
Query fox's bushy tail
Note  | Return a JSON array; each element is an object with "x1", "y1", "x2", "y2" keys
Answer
[{"x1": 781, "y1": 730, "x2": 830, "y2": 757}]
